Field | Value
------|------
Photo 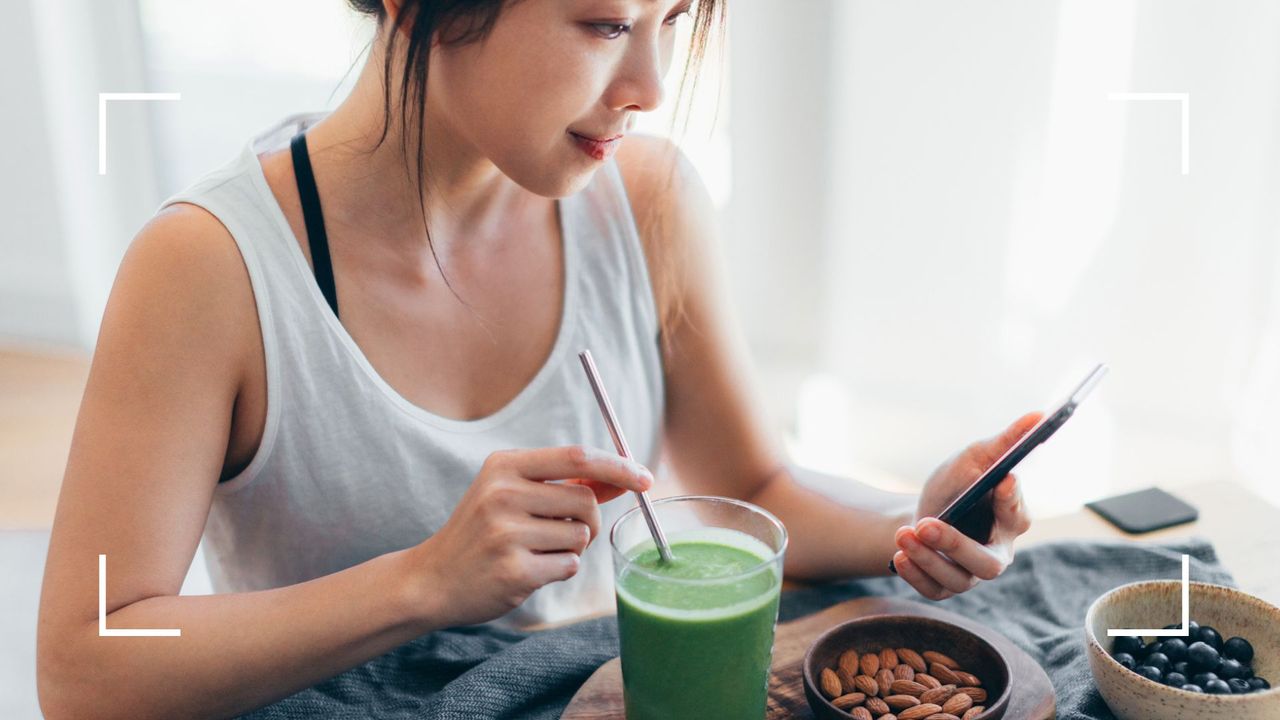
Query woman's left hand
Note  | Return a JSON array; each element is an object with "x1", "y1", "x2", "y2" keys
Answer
[{"x1": 892, "y1": 411, "x2": 1043, "y2": 600}]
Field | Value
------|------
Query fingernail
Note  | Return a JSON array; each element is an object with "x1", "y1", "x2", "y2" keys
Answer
[
  {"x1": 920, "y1": 524, "x2": 941, "y2": 543},
  {"x1": 902, "y1": 534, "x2": 919, "y2": 550}
]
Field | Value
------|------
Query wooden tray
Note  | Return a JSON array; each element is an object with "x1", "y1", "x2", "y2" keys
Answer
[{"x1": 563, "y1": 596, "x2": 1056, "y2": 719}]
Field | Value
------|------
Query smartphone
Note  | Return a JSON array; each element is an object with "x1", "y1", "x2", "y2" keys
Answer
[
  {"x1": 1085, "y1": 486, "x2": 1198, "y2": 534},
  {"x1": 889, "y1": 363, "x2": 1109, "y2": 574}
]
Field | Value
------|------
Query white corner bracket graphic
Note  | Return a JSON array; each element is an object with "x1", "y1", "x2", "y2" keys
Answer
[
  {"x1": 99, "y1": 554, "x2": 181, "y2": 637},
  {"x1": 1107, "y1": 92, "x2": 1190, "y2": 175},
  {"x1": 98, "y1": 92, "x2": 181, "y2": 175},
  {"x1": 1108, "y1": 554, "x2": 1190, "y2": 638}
]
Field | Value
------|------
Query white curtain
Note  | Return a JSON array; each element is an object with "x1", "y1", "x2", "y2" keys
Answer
[{"x1": 727, "y1": 0, "x2": 1280, "y2": 513}]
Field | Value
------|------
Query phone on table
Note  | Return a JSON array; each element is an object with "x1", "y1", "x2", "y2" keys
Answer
[{"x1": 889, "y1": 363, "x2": 1109, "y2": 574}]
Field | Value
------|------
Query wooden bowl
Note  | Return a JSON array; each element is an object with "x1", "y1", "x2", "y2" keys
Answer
[
  {"x1": 802, "y1": 614, "x2": 1012, "y2": 720},
  {"x1": 1085, "y1": 581, "x2": 1280, "y2": 720}
]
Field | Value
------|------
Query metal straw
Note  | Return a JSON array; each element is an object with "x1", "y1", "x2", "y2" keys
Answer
[{"x1": 577, "y1": 350, "x2": 675, "y2": 564}]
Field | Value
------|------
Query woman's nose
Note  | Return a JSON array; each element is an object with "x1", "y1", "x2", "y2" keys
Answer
[{"x1": 606, "y1": 42, "x2": 668, "y2": 113}]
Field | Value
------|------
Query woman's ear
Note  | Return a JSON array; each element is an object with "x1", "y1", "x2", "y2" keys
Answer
[{"x1": 382, "y1": 0, "x2": 412, "y2": 40}]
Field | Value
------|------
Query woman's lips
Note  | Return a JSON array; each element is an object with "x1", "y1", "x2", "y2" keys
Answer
[{"x1": 569, "y1": 131, "x2": 623, "y2": 161}]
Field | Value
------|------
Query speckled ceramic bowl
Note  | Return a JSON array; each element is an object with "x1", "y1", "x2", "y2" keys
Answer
[{"x1": 1085, "y1": 581, "x2": 1280, "y2": 720}]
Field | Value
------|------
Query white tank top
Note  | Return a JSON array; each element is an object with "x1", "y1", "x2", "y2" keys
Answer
[{"x1": 157, "y1": 112, "x2": 666, "y2": 631}]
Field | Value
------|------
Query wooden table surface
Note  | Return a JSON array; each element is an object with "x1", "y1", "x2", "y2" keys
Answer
[{"x1": 1016, "y1": 480, "x2": 1279, "y2": 607}]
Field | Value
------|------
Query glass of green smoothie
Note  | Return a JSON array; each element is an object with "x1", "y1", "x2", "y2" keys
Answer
[{"x1": 609, "y1": 495, "x2": 788, "y2": 720}]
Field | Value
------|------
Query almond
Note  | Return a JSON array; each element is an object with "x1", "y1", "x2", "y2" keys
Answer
[
  {"x1": 890, "y1": 679, "x2": 927, "y2": 696},
  {"x1": 961, "y1": 707, "x2": 985, "y2": 720},
  {"x1": 922, "y1": 650, "x2": 960, "y2": 669},
  {"x1": 916, "y1": 673, "x2": 942, "y2": 689},
  {"x1": 877, "y1": 668, "x2": 896, "y2": 697},
  {"x1": 839, "y1": 649, "x2": 861, "y2": 677},
  {"x1": 866, "y1": 696, "x2": 891, "y2": 715},
  {"x1": 923, "y1": 714, "x2": 961, "y2": 720},
  {"x1": 880, "y1": 647, "x2": 900, "y2": 669},
  {"x1": 836, "y1": 667, "x2": 856, "y2": 691},
  {"x1": 860, "y1": 652, "x2": 881, "y2": 676},
  {"x1": 886, "y1": 694, "x2": 922, "y2": 710},
  {"x1": 919, "y1": 684, "x2": 956, "y2": 705},
  {"x1": 851, "y1": 707, "x2": 873, "y2": 720},
  {"x1": 855, "y1": 674, "x2": 880, "y2": 696},
  {"x1": 820, "y1": 667, "x2": 843, "y2": 698},
  {"x1": 832, "y1": 692, "x2": 865, "y2": 710},
  {"x1": 897, "y1": 647, "x2": 928, "y2": 673},
  {"x1": 883, "y1": 715, "x2": 899, "y2": 720},
  {"x1": 954, "y1": 670, "x2": 982, "y2": 687},
  {"x1": 894, "y1": 663, "x2": 915, "y2": 681},
  {"x1": 897, "y1": 704, "x2": 943, "y2": 720},
  {"x1": 942, "y1": 693, "x2": 973, "y2": 715},
  {"x1": 930, "y1": 662, "x2": 962, "y2": 685},
  {"x1": 956, "y1": 687, "x2": 987, "y2": 703}
]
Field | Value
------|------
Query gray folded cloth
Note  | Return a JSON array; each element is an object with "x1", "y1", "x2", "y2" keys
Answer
[{"x1": 238, "y1": 538, "x2": 1232, "y2": 719}]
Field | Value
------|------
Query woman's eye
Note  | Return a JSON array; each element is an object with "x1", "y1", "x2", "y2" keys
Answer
[
  {"x1": 589, "y1": 22, "x2": 631, "y2": 39},
  {"x1": 587, "y1": 8, "x2": 686, "y2": 40}
]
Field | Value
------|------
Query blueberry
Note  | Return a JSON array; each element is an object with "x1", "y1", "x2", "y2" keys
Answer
[
  {"x1": 1145, "y1": 652, "x2": 1171, "y2": 674},
  {"x1": 1205, "y1": 678, "x2": 1233, "y2": 694},
  {"x1": 1161, "y1": 638, "x2": 1188, "y2": 663},
  {"x1": 1112, "y1": 636, "x2": 1144, "y2": 657},
  {"x1": 1228, "y1": 678, "x2": 1252, "y2": 694},
  {"x1": 1187, "y1": 641, "x2": 1220, "y2": 672},
  {"x1": 1188, "y1": 620, "x2": 1201, "y2": 634},
  {"x1": 1164, "y1": 622, "x2": 1182, "y2": 631},
  {"x1": 1179, "y1": 683, "x2": 1204, "y2": 693},
  {"x1": 1248, "y1": 676, "x2": 1271, "y2": 691},
  {"x1": 1218, "y1": 658, "x2": 1245, "y2": 680},
  {"x1": 1197, "y1": 626, "x2": 1223, "y2": 650},
  {"x1": 1136, "y1": 665, "x2": 1164, "y2": 683},
  {"x1": 1172, "y1": 661, "x2": 1190, "y2": 676},
  {"x1": 1191, "y1": 672, "x2": 1219, "y2": 687},
  {"x1": 1114, "y1": 652, "x2": 1137, "y2": 670},
  {"x1": 1223, "y1": 636, "x2": 1254, "y2": 664},
  {"x1": 1164, "y1": 672, "x2": 1188, "y2": 687}
]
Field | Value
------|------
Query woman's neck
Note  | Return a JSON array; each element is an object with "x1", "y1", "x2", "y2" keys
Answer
[{"x1": 298, "y1": 44, "x2": 534, "y2": 261}]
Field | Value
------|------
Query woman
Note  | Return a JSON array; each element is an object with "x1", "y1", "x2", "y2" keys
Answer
[{"x1": 36, "y1": 0, "x2": 1041, "y2": 717}]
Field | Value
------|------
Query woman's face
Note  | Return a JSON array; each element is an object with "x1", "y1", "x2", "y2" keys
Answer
[{"x1": 424, "y1": 0, "x2": 693, "y2": 197}]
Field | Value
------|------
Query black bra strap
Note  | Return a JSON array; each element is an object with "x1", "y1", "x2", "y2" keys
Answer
[{"x1": 290, "y1": 132, "x2": 339, "y2": 318}]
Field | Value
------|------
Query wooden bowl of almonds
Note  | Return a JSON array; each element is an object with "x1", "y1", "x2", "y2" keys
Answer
[{"x1": 802, "y1": 614, "x2": 1012, "y2": 720}]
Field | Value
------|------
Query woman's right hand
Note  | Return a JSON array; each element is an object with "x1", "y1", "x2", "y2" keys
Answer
[{"x1": 408, "y1": 445, "x2": 655, "y2": 628}]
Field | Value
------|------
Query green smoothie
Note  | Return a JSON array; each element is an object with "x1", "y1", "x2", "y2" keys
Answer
[{"x1": 615, "y1": 527, "x2": 782, "y2": 720}]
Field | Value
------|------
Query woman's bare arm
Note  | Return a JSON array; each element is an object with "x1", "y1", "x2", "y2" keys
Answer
[
  {"x1": 36, "y1": 207, "x2": 446, "y2": 720},
  {"x1": 616, "y1": 137, "x2": 1037, "y2": 592},
  {"x1": 615, "y1": 137, "x2": 908, "y2": 581}
]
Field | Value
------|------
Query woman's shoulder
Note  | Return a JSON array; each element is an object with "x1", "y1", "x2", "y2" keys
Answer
[
  {"x1": 613, "y1": 134, "x2": 719, "y2": 332},
  {"x1": 110, "y1": 202, "x2": 262, "y2": 383}
]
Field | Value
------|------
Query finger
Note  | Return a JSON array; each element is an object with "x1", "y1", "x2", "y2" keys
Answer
[
  {"x1": 500, "y1": 446, "x2": 654, "y2": 493},
  {"x1": 896, "y1": 526, "x2": 978, "y2": 594},
  {"x1": 564, "y1": 477, "x2": 629, "y2": 505},
  {"x1": 523, "y1": 517, "x2": 593, "y2": 554},
  {"x1": 973, "y1": 411, "x2": 1045, "y2": 467},
  {"x1": 892, "y1": 550, "x2": 953, "y2": 601},
  {"x1": 992, "y1": 474, "x2": 1031, "y2": 536},
  {"x1": 915, "y1": 517, "x2": 1009, "y2": 581},
  {"x1": 526, "y1": 482, "x2": 603, "y2": 543},
  {"x1": 524, "y1": 549, "x2": 581, "y2": 583}
]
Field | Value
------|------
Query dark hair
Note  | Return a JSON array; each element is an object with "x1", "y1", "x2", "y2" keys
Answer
[{"x1": 343, "y1": 0, "x2": 726, "y2": 347}]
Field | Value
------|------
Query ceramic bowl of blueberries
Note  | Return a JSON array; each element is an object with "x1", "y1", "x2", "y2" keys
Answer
[{"x1": 1085, "y1": 580, "x2": 1280, "y2": 719}]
